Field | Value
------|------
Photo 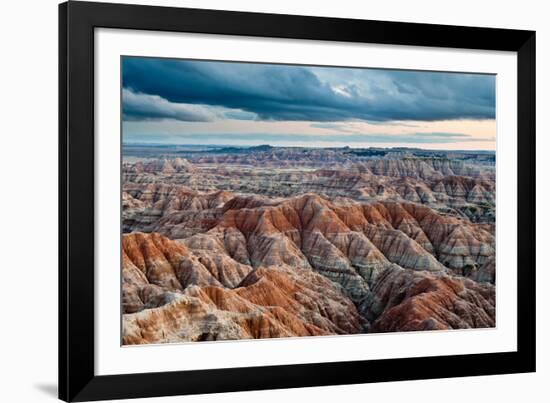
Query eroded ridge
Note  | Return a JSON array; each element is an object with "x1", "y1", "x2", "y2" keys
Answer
[{"x1": 122, "y1": 147, "x2": 495, "y2": 344}]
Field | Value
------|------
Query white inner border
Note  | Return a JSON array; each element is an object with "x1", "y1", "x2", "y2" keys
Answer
[{"x1": 95, "y1": 28, "x2": 517, "y2": 376}]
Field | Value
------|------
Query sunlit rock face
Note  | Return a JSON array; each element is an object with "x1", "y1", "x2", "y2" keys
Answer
[{"x1": 121, "y1": 147, "x2": 496, "y2": 344}]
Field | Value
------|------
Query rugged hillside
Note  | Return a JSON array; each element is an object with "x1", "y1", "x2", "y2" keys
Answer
[
  {"x1": 361, "y1": 265, "x2": 495, "y2": 331},
  {"x1": 123, "y1": 157, "x2": 195, "y2": 174},
  {"x1": 358, "y1": 158, "x2": 491, "y2": 180},
  {"x1": 122, "y1": 232, "x2": 365, "y2": 344},
  {"x1": 122, "y1": 192, "x2": 495, "y2": 344},
  {"x1": 122, "y1": 157, "x2": 495, "y2": 224},
  {"x1": 122, "y1": 185, "x2": 232, "y2": 237},
  {"x1": 121, "y1": 148, "x2": 496, "y2": 344},
  {"x1": 126, "y1": 191, "x2": 495, "y2": 279}
]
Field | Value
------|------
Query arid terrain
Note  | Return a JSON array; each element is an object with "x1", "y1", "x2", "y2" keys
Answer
[{"x1": 121, "y1": 145, "x2": 496, "y2": 344}]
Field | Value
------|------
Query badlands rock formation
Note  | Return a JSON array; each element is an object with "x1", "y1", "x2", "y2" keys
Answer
[
  {"x1": 123, "y1": 155, "x2": 495, "y2": 224},
  {"x1": 123, "y1": 232, "x2": 365, "y2": 343},
  {"x1": 121, "y1": 147, "x2": 496, "y2": 344},
  {"x1": 361, "y1": 264, "x2": 495, "y2": 331}
]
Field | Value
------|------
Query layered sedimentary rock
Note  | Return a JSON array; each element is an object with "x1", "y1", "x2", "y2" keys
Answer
[
  {"x1": 121, "y1": 148, "x2": 496, "y2": 344},
  {"x1": 124, "y1": 157, "x2": 195, "y2": 174},
  {"x1": 122, "y1": 184, "x2": 232, "y2": 237},
  {"x1": 122, "y1": 233, "x2": 365, "y2": 344},
  {"x1": 122, "y1": 193, "x2": 495, "y2": 344},
  {"x1": 357, "y1": 158, "x2": 491, "y2": 180},
  {"x1": 122, "y1": 155, "x2": 495, "y2": 224},
  {"x1": 362, "y1": 264, "x2": 495, "y2": 331}
]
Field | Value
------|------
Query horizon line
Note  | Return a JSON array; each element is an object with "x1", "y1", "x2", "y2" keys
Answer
[{"x1": 121, "y1": 142, "x2": 496, "y2": 153}]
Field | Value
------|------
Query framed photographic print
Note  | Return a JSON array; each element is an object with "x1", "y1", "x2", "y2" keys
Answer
[{"x1": 59, "y1": 1, "x2": 536, "y2": 401}]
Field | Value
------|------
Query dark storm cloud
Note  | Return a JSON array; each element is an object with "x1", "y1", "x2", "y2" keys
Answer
[
  {"x1": 122, "y1": 57, "x2": 496, "y2": 123},
  {"x1": 122, "y1": 89, "x2": 216, "y2": 122}
]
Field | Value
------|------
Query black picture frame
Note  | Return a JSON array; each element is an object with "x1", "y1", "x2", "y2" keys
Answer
[{"x1": 59, "y1": 1, "x2": 536, "y2": 401}]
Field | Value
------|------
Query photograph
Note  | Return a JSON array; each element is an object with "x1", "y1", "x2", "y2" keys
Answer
[
  {"x1": 0, "y1": 0, "x2": 542, "y2": 402},
  {"x1": 121, "y1": 57, "x2": 497, "y2": 345}
]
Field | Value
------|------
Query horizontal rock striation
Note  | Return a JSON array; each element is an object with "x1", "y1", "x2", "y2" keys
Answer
[
  {"x1": 122, "y1": 156, "x2": 495, "y2": 224},
  {"x1": 121, "y1": 149, "x2": 495, "y2": 343},
  {"x1": 122, "y1": 192, "x2": 495, "y2": 343},
  {"x1": 122, "y1": 233, "x2": 365, "y2": 344},
  {"x1": 362, "y1": 264, "x2": 495, "y2": 331}
]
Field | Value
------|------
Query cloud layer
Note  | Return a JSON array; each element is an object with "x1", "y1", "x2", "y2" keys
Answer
[
  {"x1": 123, "y1": 88, "x2": 260, "y2": 123},
  {"x1": 122, "y1": 129, "x2": 494, "y2": 147},
  {"x1": 122, "y1": 57, "x2": 496, "y2": 123}
]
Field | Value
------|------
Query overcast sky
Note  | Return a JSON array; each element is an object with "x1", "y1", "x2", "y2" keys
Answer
[{"x1": 122, "y1": 57, "x2": 496, "y2": 150}]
